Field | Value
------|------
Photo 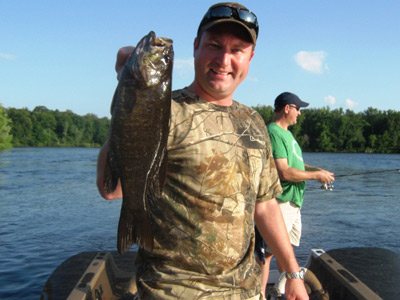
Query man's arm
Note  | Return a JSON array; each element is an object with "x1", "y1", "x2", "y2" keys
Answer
[
  {"x1": 96, "y1": 139, "x2": 123, "y2": 200},
  {"x1": 275, "y1": 158, "x2": 334, "y2": 184},
  {"x1": 254, "y1": 199, "x2": 309, "y2": 300}
]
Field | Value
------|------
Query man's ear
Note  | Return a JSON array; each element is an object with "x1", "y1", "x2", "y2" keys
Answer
[
  {"x1": 193, "y1": 37, "x2": 199, "y2": 56},
  {"x1": 284, "y1": 105, "x2": 290, "y2": 114},
  {"x1": 249, "y1": 50, "x2": 255, "y2": 62}
]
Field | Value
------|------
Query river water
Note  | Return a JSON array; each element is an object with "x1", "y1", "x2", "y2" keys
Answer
[{"x1": 0, "y1": 148, "x2": 399, "y2": 299}]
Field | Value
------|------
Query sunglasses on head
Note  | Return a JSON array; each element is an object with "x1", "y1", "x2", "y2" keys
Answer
[{"x1": 199, "y1": 5, "x2": 259, "y2": 36}]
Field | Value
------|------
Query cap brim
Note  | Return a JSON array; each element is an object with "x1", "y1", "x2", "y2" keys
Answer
[{"x1": 299, "y1": 100, "x2": 309, "y2": 108}]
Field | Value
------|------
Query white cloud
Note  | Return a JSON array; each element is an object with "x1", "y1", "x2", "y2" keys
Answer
[
  {"x1": 174, "y1": 58, "x2": 193, "y2": 71},
  {"x1": 0, "y1": 52, "x2": 17, "y2": 60},
  {"x1": 324, "y1": 95, "x2": 336, "y2": 105},
  {"x1": 294, "y1": 51, "x2": 327, "y2": 73},
  {"x1": 345, "y1": 98, "x2": 358, "y2": 108},
  {"x1": 173, "y1": 58, "x2": 194, "y2": 82}
]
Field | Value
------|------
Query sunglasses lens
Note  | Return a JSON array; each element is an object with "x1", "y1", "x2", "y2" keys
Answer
[
  {"x1": 210, "y1": 6, "x2": 233, "y2": 18},
  {"x1": 200, "y1": 5, "x2": 259, "y2": 37},
  {"x1": 238, "y1": 10, "x2": 256, "y2": 24}
]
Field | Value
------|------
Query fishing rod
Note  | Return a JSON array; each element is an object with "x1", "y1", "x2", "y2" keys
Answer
[
  {"x1": 321, "y1": 168, "x2": 400, "y2": 191},
  {"x1": 335, "y1": 168, "x2": 400, "y2": 178}
]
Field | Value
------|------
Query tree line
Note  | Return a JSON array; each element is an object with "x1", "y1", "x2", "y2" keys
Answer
[
  {"x1": 254, "y1": 105, "x2": 400, "y2": 153},
  {"x1": 1, "y1": 105, "x2": 109, "y2": 148},
  {"x1": 1, "y1": 104, "x2": 399, "y2": 153}
]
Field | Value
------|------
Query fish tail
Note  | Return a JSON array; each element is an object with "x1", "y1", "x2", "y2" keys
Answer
[
  {"x1": 117, "y1": 212, "x2": 132, "y2": 254},
  {"x1": 135, "y1": 215, "x2": 154, "y2": 251},
  {"x1": 117, "y1": 211, "x2": 154, "y2": 253}
]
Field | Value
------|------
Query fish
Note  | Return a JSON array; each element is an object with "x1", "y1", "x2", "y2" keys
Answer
[{"x1": 103, "y1": 31, "x2": 173, "y2": 253}]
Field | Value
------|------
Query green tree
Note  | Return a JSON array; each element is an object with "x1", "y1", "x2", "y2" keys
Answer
[
  {"x1": 93, "y1": 117, "x2": 110, "y2": 145},
  {"x1": 4, "y1": 104, "x2": 399, "y2": 152},
  {"x1": 253, "y1": 105, "x2": 274, "y2": 125},
  {"x1": 6, "y1": 106, "x2": 109, "y2": 147},
  {"x1": 7, "y1": 107, "x2": 33, "y2": 146},
  {"x1": 299, "y1": 108, "x2": 335, "y2": 152},
  {"x1": 32, "y1": 106, "x2": 58, "y2": 146},
  {"x1": 0, "y1": 104, "x2": 13, "y2": 149},
  {"x1": 342, "y1": 110, "x2": 366, "y2": 152}
]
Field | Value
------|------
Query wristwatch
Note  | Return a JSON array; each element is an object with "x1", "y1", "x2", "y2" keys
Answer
[{"x1": 285, "y1": 268, "x2": 306, "y2": 280}]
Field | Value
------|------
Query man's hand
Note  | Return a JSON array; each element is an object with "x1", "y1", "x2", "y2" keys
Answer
[
  {"x1": 255, "y1": 199, "x2": 309, "y2": 299},
  {"x1": 115, "y1": 46, "x2": 135, "y2": 80},
  {"x1": 315, "y1": 169, "x2": 335, "y2": 184},
  {"x1": 285, "y1": 278, "x2": 309, "y2": 300}
]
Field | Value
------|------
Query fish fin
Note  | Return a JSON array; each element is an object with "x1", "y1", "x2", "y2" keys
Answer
[
  {"x1": 117, "y1": 210, "x2": 132, "y2": 254},
  {"x1": 117, "y1": 208, "x2": 154, "y2": 253},
  {"x1": 103, "y1": 151, "x2": 119, "y2": 194},
  {"x1": 135, "y1": 214, "x2": 154, "y2": 251}
]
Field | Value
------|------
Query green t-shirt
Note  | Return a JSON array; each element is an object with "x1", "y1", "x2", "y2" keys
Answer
[
  {"x1": 135, "y1": 88, "x2": 282, "y2": 299},
  {"x1": 267, "y1": 122, "x2": 305, "y2": 207}
]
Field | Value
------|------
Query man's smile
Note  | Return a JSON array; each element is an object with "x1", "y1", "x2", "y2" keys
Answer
[{"x1": 210, "y1": 68, "x2": 230, "y2": 76}]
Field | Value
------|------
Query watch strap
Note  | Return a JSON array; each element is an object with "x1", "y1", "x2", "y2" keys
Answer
[{"x1": 285, "y1": 268, "x2": 305, "y2": 280}]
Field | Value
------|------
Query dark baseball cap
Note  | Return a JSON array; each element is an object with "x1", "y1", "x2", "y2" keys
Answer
[
  {"x1": 274, "y1": 92, "x2": 309, "y2": 110},
  {"x1": 197, "y1": 2, "x2": 258, "y2": 45}
]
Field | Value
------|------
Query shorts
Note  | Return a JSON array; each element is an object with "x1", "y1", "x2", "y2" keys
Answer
[{"x1": 255, "y1": 200, "x2": 302, "y2": 263}]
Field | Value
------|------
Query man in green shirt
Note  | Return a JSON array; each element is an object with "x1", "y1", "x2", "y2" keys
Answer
[{"x1": 256, "y1": 92, "x2": 335, "y2": 294}]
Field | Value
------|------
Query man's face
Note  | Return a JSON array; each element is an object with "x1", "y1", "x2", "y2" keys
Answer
[
  {"x1": 192, "y1": 24, "x2": 254, "y2": 104},
  {"x1": 287, "y1": 104, "x2": 301, "y2": 125}
]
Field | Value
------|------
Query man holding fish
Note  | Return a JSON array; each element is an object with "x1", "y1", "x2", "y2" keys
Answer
[{"x1": 97, "y1": 2, "x2": 309, "y2": 299}]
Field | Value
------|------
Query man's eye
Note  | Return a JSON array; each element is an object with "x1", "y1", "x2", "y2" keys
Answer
[{"x1": 209, "y1": 43, "x2": 220, "y2": 49}]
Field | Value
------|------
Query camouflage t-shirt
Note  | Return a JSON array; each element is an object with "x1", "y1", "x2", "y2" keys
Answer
[{"x1": 135, "y1": 88, "x2": 282, "y2": 299}]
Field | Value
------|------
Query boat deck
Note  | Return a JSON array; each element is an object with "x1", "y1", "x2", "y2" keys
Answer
[
  {"x1": 40, "y1": 251, "x2": 137, "y2": 300},
  {"x1": 40, "y1": 247, "x2": 400, "y2": 300}
]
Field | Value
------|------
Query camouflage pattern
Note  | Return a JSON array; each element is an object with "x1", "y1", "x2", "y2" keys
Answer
[{"x1": 135, "y1": 88, "x2": 282, "y2": 299}]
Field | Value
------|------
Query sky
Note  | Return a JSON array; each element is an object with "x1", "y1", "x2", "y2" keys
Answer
[{"x1": 1, "y1": 0, "x2": 399, "y2": 118}]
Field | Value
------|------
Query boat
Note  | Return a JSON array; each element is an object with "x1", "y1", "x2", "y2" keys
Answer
[{"x1": 40, "y1": 247, "x2": 399, "y2": 300}]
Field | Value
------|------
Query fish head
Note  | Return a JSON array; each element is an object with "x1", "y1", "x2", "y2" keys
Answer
[{"x1": 128, "y1": 31, "x2": 174, "y2": 88}]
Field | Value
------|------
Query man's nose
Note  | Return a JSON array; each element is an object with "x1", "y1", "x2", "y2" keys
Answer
[{"x1": 216, "y1": 50, "x2": 230, "y2": 66}]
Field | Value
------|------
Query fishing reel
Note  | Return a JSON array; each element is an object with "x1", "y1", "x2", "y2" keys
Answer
[{"x1": 321, "y1": 182, "x2": 334, "y2": 191}]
